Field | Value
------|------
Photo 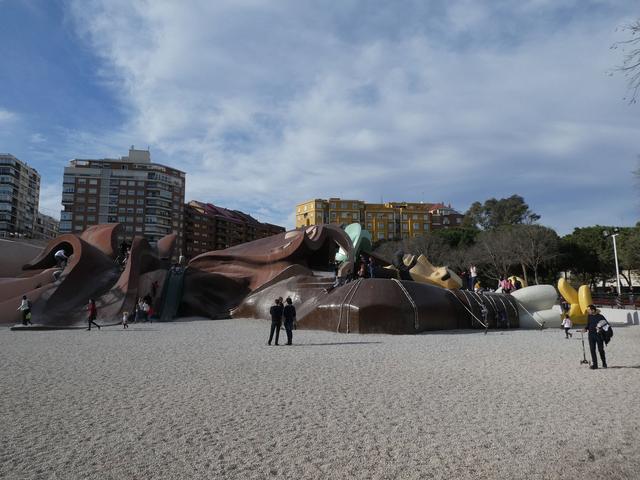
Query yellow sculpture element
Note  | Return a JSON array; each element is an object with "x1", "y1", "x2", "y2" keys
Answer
[
  {"x1": 557, "y1": 278, "x2": 592, "y2": 325},
  {"x1": 508, "y1": 275, "x2": 527, "y2": 288},
  {"x1": 385, "y1": 254, "x2": 463, "y2": 289}
]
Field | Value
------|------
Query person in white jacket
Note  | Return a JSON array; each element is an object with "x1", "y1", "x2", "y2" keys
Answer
[
  {"x1": 17, "y1": 295, "x2": 33, "y2": 326},
  {"x1": 561, "y1": 314, "x2": 572, "y2": 339}
]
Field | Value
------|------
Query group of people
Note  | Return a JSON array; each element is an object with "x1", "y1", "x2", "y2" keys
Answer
[
  {"x1": 86, "y1": 290, "x2": 157, "y2": 331},
  {"x1": 497, "y1": 276, "x2": 522, "y2": 294},
  {"x1": 268, "y1": 297, "x2": 297, "y2": 346},
  {"x1": 459, "y1": 265, "x2": 480, "y2": 291}
]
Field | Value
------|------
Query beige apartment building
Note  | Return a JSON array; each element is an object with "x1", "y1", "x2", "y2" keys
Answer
[
  {"x1": 295, "y1": 198, "x2": 463, "y2": 241},
  {"x1": 60, "y1": 147, "x2": 185, "y2": 248},
  {"x1": 0, "y1": 154, "x2": 40, "y2": 238},
  {"x1": 33, "y1": 212, "x2": 59, "y2": 240}
]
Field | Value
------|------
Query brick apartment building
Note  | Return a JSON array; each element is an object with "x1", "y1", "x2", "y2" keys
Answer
[
  {"x1": 184, "y1": 200, "x2": 285, "y2": 258},
  {"x1": 59, "y1": 147, "x2": 185, "y2": 248}
]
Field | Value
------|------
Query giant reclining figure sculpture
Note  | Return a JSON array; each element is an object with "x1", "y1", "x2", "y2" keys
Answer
[{"x1": 2, "y1": 222, "x2": 561, "y2": 333}]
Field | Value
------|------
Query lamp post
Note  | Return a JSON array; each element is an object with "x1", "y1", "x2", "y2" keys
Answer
[{"x1": 603, "y1": 228, "x2": 622, "y2": 297}]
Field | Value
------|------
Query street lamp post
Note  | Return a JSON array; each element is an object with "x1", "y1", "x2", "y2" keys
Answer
[{"x1": 603, "y1": 228, "x2": 622, "y2": 298}]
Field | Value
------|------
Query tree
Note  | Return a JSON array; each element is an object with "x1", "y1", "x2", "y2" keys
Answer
[
  {"x1": 510, "y1": 224, "x2": 560, "y2": 285},
  {"x1": 463, "y1": 195, "x2": 540, "y2": 230},
  {"x1": 612, "y1": 19, "x2": 640, "y2": 104},
  {"x1": 474, "y1": 227, "x2": 519, "y2": 281},
  {"x1": 561, "y1": 226, "x2": 617, "y2": 288}
]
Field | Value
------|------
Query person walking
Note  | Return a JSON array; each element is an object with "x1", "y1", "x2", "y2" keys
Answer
[
  {"x1": 583, "y1": 305, "x2": 607, "y2": 369},
  {"x1": 87, "y1": 299, "x2": 101, "y2": 330},
  {"x1": 17, "y1": 295, "x2": 33, "y2": 325},
  {"x1": 122, "y1": 311, "x2": 129, "y2": 329},
  {"x1": 561, "y1": 313, "x2": 572, "y2": 339},
  {"x1": 283, "y1": 297, "x2": 297, "y2": 345},
  {"x1": 267, "y1": 297, "x2": 284, "y2": 346}
]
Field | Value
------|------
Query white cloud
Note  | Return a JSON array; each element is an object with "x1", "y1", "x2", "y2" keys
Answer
[
  {"x1": 38, "y1": 182, "x2": 62, "y2": 219},
  {"x1": 67, "y1": 1, "x2": 640, "y2": 233},
  {"x1": 0, "y1": 108, "x2": 17, "y2": 124}
]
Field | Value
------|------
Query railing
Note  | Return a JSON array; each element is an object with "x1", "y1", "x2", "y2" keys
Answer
[{"x1": 591, "y1": 293, "x2": 639, "y2": 309}]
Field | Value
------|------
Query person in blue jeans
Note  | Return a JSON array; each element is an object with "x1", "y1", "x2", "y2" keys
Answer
[{"x1": 583, "y1": 305, "x2": 607, "y2": 369}]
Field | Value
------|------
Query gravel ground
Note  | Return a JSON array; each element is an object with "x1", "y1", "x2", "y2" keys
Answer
[{"x1": 1, "y1": 319, "x2": 639, "y2": 480}]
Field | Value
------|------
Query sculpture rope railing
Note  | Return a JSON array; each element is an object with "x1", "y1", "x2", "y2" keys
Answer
[
  {"x1": 513, "y1": 297, "x2": 546, "y2": 329},
  {"x1": 391, "y1": 278, "x2": 419, "y2": 331},
  {"x1": 447, "y1": 290, "x2": 488, "y2": 330},
  {"x1": 337, "y1": 279, "x2": 363, "y2": 334}
]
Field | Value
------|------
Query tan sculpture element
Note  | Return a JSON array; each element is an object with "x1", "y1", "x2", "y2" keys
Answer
[
  {"x1": 557, "y1": 278, "x2": 592, "y2": 325},
  {"x1": 385, "y1": 254, "x2": 463, "y2": 289}
]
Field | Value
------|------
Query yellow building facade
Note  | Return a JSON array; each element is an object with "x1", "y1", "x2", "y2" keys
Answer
[{"x1": 295, "y1": 198, "x2": 463, "y2": 241}]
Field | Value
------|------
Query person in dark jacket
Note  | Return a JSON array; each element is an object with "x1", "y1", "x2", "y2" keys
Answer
[
  {"x1": 283, "y1": 297, "x2": 296, "y2": 345},
  {"x1": 87, "y1": 299, "x2": 101, "y2": 331},
  {"x1": 583, "y1": 304, "x2": 607, "y2": 369},
  {"x1": 268, "y1": 298, "x2": 284, "y2": 345}
]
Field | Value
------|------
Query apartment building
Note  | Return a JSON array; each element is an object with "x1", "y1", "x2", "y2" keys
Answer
[
  {"x1": 33, "y1": 212, "x2": 59, "y2": 240},
  {"x1": 295, "y1": 198, "x2": 463, "y2": 241},
  {"x1": 184, "y1": 200, "x2": 285, "y2": 258},
  {"x1": 0, "y1": 154, "x2": 40, "y2": 238},
  {"x1": 60, "y1": 147, "x2": 185, "y2": 247}
]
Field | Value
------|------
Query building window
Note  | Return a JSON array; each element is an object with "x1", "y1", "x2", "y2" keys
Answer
[
  {"x1": 89, "y1": 179, "x2": 97, "y2": 185},
  {"x1": 413, "y1": 223, "x2": 420, "y2": 230},
  {"x1": 402, "y1": 223, "x2": 408, "y2": 231},
  {"x1": 402, "y1": 214, "x2": 408, "y2": 220},
  {"x1": 77, "y1": 188, "x2": 86, "y2": 194},
  {"x1": 367, "y1": 223, "x2": 373, "y2": 230},
  {"x1": 87, "y1": 215, "x2": 96, "y2": 222}
]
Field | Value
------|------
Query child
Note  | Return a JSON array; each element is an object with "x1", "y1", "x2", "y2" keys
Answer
[
  {"x1": 561, "y1": 313, "x2": 572, "y2": 339},
  {"x1": 122, "y1": 311, "x2": 129, "y2": 329}
]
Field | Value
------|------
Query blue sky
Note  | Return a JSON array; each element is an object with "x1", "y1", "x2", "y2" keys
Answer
[{"x1": 0, "y1": 0, "x2": 638, "y2": 234}]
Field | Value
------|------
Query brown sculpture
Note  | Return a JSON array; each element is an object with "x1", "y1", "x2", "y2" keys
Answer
[
  {"x1": 2, "y1": 222, "x2": 522, "y2": 334},
  {"x1": 0, "y1": 224, "x2": 175, "y2": 327}
]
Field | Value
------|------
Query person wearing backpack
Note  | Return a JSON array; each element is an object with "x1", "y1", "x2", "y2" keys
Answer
[
  {"x1": 583, "y1": 305, "x2": 607, "y2": 369},
  {"x1": 17, "y1": 295, "x2": 33, "y2": 326}
]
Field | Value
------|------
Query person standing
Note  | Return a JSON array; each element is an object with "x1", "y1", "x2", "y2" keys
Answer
[
  {"x1": 17, "y1": 295, "x2": 33, "y2": 325},
  {"x1": 583, "y1": 305, "x2": 607, "y2": 369},
  {"x1": 368, "y1": 258, "x2": 375, "y2": 279},
  {"x1": 87, "y1": 299, "x2": 101, "y2": 330},
  {"x1": 267, "y1": 298, "x2": 284, "y2": 346},
  {"x1": 561, "y1": 313, "x2": 572, "y2": 339},
  {"x1": 283, "y1": 297, "x2": 297, "y2": 345},
  {"x1": 469, "y1": 265, "x2": 478, "y2": 291}
]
